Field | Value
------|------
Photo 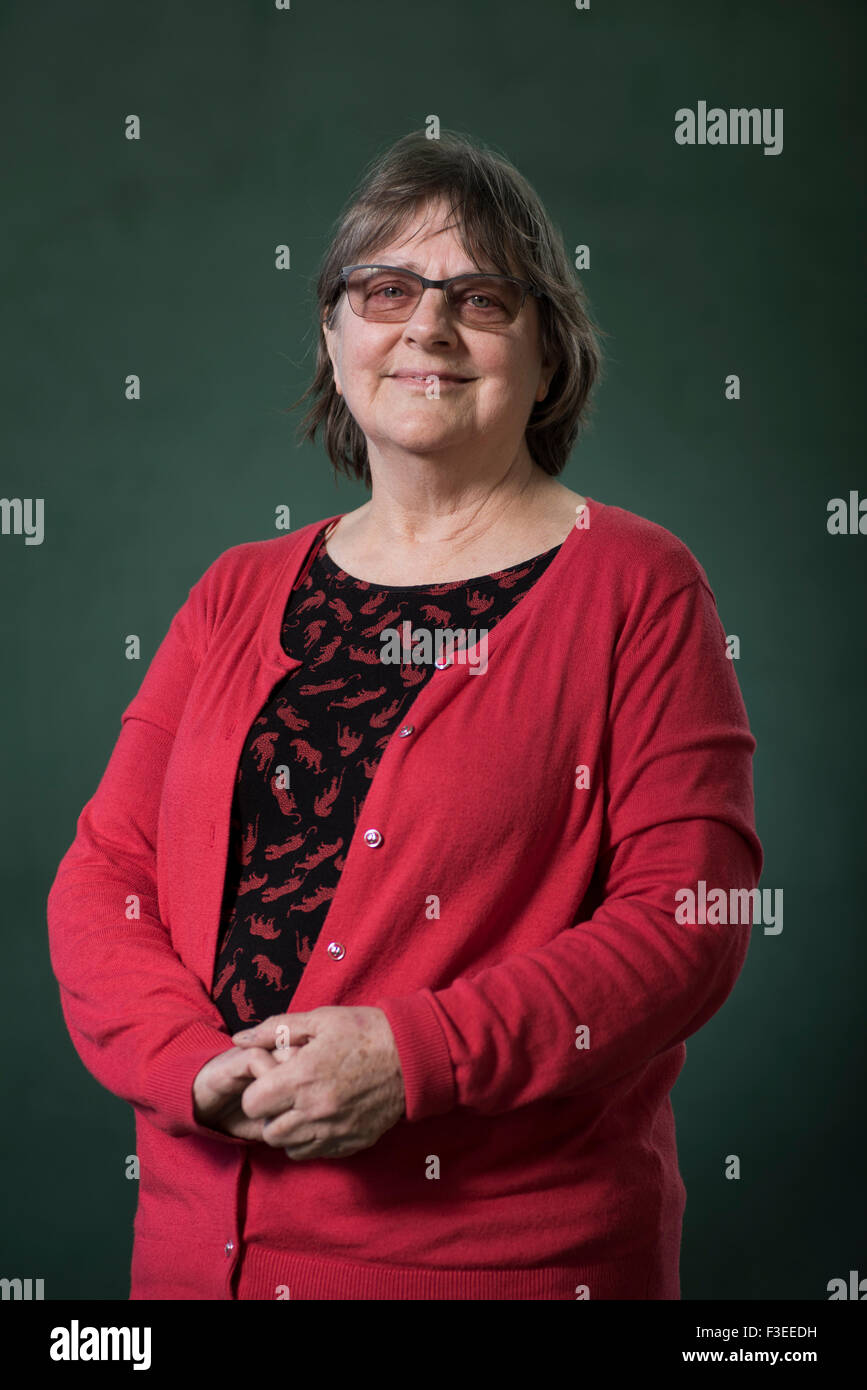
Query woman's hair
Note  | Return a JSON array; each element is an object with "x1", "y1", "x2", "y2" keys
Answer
[{"x1": 291, "y1": 129, "x2": 606, "y2": 488}]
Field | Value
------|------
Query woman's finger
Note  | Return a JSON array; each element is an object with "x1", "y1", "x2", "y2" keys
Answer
[{"x1": 241, "y1": 1046, "x2": 281, "y2": 1078}]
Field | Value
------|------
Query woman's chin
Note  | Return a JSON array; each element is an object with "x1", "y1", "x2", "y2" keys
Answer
[{"x1": 369, "y1": 420, "x2": 472, "y2": 453}]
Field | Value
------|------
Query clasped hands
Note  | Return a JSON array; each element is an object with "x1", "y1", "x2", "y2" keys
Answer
[{"x1": 192, "y1": 1005, "x2": 406, "y2": 1161}]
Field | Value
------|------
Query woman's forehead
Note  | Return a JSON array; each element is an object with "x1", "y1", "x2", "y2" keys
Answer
[{"x1": 362, "y1": 203, "x2": 476, "y2": 262}]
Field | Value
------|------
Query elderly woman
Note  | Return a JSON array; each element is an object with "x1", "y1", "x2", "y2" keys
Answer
[{"x1": 48, "y1": 129, "x2": 762, "y2": 1301}]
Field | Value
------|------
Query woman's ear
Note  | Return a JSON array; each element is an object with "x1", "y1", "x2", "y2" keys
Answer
[{"x1": 536, "y1": 363, "x2": 556, "y2": 402}]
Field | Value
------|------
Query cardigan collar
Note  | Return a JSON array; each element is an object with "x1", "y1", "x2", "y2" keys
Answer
[{"x1": 256, "y1": 496, "x2": 602, "y2": 675}]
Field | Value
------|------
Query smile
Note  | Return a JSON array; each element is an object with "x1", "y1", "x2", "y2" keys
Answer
[{"x1": 389, "y1": 374, "x2": 473, "y2": 387}]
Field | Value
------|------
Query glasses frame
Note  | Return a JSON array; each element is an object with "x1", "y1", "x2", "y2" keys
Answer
[{"x1": 333, "y1": 264, "x2": 545, "y2": 327}]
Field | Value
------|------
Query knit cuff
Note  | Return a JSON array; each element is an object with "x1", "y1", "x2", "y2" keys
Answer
[
  {"x1": 146, "y1": 1019, "x2": 249, "y2": 1144},
  {"x1": 373, "y1": 989, "x2": 456, "y2": 1122}
]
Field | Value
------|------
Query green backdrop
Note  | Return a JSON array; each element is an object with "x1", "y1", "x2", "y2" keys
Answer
[{"x1": 2, "y1": 0, "x2": 864, "y2": 1300}]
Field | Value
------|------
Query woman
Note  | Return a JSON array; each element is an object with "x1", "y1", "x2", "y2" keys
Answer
[{"x1": 47, "y1": 130, "x2": 762, "y2": 1300}]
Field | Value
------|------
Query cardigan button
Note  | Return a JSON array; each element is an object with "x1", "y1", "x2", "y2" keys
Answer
[
  {"x1": 434, "y1": 655, "x2": 452, "y2": 669},
  {"x1": 398, "y1": 724, "x2": 414, "y2": 737},
  {"x1": 224, "y1": 1241, "x2": 234, "y2": 1257},
  {"x1": 363, "y1": 828, "x2": 383, "y2": 847},
  {"x1": 326, "y1": 942, "x2": 345, "y2": 961}
]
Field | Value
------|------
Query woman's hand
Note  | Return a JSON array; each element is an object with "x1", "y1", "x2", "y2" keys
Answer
[
  {"x1": 192, "y1": 1045, "x2": 281, "y2": 1140},
  {"x1": 231, "y1": 1006, "x2": 406, "y2": 1160}
]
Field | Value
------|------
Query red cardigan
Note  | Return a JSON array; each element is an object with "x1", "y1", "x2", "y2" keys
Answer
[{"x1": 47, "y1": 495, "x2": 763, "y2": 1300}]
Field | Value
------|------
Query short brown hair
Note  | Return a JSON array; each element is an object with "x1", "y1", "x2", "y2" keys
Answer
[{"x1": 291, "y1": 129, "x2": 606, "y2": 488}]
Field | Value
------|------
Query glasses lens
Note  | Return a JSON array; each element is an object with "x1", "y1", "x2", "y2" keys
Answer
[
  {"x1": 344, "y1": 268, "x2": 525, "y2": 325},
  {"x1": 346, "y1": 267, "x2": 422, "y2": 320},
  {"x1": 448, "y1": 275, "x2": 523, "y2": 325}
]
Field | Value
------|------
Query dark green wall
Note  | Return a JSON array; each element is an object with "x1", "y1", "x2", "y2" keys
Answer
[{"x1": 2, "y1": 0, "x2": 864, "y2": 1300}]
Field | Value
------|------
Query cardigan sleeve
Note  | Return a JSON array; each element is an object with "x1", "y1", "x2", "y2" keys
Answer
[
  {"x1": 375, "y1": 576, "x2": 764, "y2": 1121},
  {"x1": 46, "y1": 565, "x2": 245, "y2": 1144}
]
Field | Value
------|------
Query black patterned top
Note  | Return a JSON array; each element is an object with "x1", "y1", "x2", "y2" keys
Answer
[{"x1": 210, "y1": 523, "x2": 563, "y2": 1031}]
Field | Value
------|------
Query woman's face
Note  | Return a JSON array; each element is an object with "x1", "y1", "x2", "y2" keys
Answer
[{"x1": 322, "y1": 198, "x2": 555, "y2": 465}]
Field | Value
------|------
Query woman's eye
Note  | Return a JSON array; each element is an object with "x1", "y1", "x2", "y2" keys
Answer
[
  {"x1": 367, "y1": 279, "x2": 410, "y2": 299},
  {"x1": 465, "y1": 293, "x2": 500, "y2": 310}
]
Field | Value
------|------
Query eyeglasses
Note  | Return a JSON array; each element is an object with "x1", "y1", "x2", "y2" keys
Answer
[{"x1": 334, "y1": 264, "x2": 544, "y2": 329}]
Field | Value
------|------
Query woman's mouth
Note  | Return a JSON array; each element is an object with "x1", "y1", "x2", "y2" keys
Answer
[{"x1": 389, "y1": 373, "x2": 473, "y2": 388}]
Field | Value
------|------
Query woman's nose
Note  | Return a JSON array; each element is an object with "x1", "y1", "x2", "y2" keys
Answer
[{"x1": 401, "y1": 289, "x2": 460, "y2": 339}]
